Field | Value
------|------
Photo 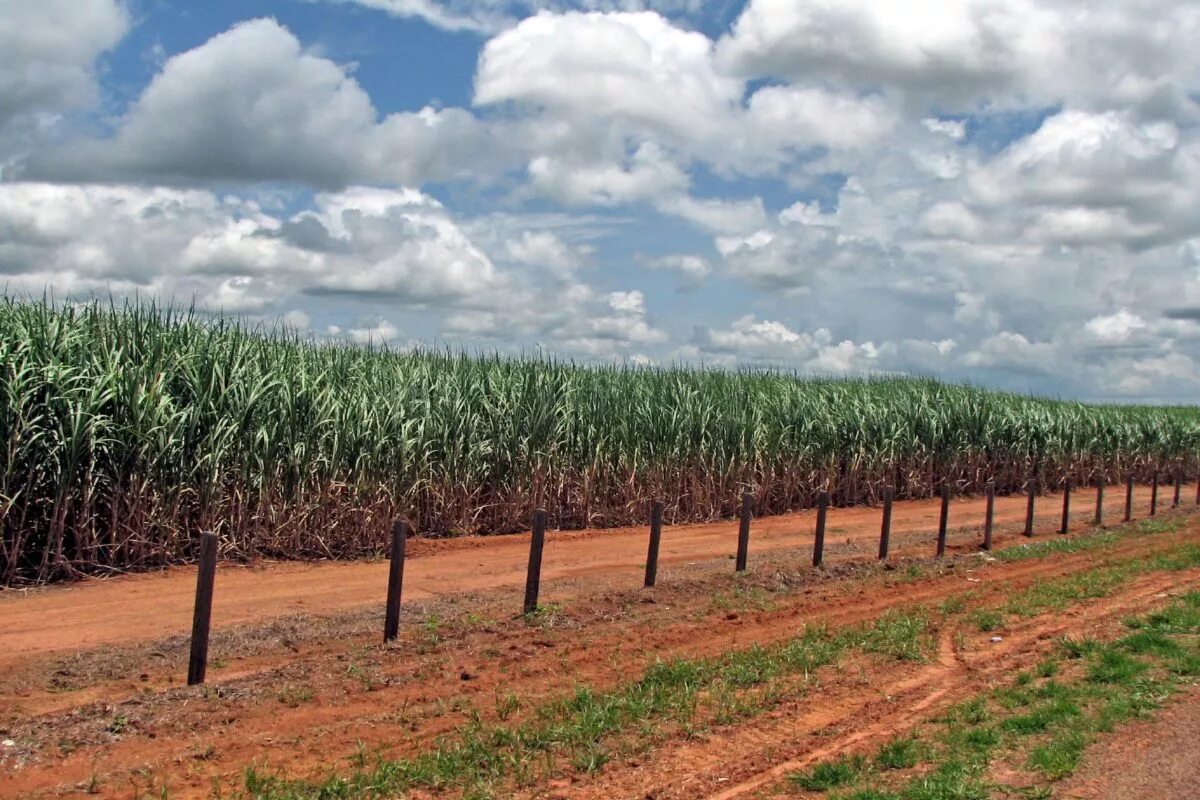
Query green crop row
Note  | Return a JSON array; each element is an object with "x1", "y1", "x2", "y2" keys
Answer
[{"x1": 2, "y1": 297, "x2": 1198, "y2": 584}]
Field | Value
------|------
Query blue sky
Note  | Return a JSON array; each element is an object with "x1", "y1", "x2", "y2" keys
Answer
[{"x1": 2, "y1": 0, "x2": 1200, "y2": 401}]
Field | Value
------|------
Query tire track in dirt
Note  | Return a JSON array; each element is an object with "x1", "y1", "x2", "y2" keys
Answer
[{"x1": 564, "y1": 570, "x2": 1200, "y2": 800}]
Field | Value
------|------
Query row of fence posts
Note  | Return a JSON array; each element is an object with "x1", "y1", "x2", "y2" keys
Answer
[{"x1": 184, "y1": 473, "x2": 1194, "y2": 685}]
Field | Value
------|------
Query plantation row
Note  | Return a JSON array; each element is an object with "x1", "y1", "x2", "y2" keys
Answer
[{"x1": 2, "y1": 299, "x2": 1199, "y2": 585}]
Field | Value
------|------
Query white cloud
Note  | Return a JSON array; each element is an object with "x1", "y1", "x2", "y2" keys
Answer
[
  {"x1": 1083, "y1": 310, "x2": 1148, "y2": 345},
  {"x1": 690, "y1": 314, "x2": 956, "y2": 375},
  {"x1": 336, "y1": 318, "x2": 404, "y2": 346},
  {"x1": 715, "y1": 198, "x2": 892, "y2": 291},
  {"x1": 503, "y1": 230, "x2": 591, "y2": 277},
  {"x1": 653, "y1": 194, "x2": 766, "y2": 235},
  {"x1": 967, "y1": 109, "x2": 1200, "y2": 247},
  {"x1": 0, "y1": 0, "x2": 128, "y2": 130},
  {"x1": 919, "y1": 202, "x2": 986, "y2": 241},
  {"x1": 1090, "y1": 351, "x2": 1200, "y2": 398},
  {"x1": 329, "y1": 0, "x2": 708, "y2": 34},
  {"x1": 0, "y1": 182, "x2": 501, "y2": 307},
  {"x1": 443, "y1": 282, "x2": 667, "y2": 358},
  {"x1": 474, "y1": 9, "x2": 907, "y2": 198},
  {"x1": 645, "y1": 253, "x2": 712, "y2": 287},
  {"x1": 525, "y1": 142, "x2": 689, "y2": 206},
  {"x1": 745, "y1": 85, "x2": 897, "y2": 152},
  {"x1": 962, "y1": 331, "x2": 1059, "y2": 373},
  {"x1": 717, "y1": 0, "x2": 1200, "y2": 116},
  {"x1": 923, "y1": 118, "x2": 966, "y2": 140},
  {"x1": 21, "y1": 18, "x2": 508, "y2": 187},
  {"x1": 477, "y1": 11, "x2": 739, "y2": 142}
]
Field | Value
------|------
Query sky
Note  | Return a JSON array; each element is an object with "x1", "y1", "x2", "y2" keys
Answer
[{"x1": 1, "y1": 1, "x2": 1199, "y2": 402}]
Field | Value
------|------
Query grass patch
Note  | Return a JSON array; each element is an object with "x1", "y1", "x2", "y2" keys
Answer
[
  {"x1": 813, "y1": 591, "x2": 1200, "y2": 800},
  {"x1": 237, "y1": 613, "x2": 927, "y2": 799},
  {"x1": 994, "y1": 514, "x2": 1184, "y2": 565},
  {"x1": 875, "y1": 736, "x2": 923, "y2": 770},
  {"x1": 970, "y1": 608, "x2": 1003, "y2": 632},
  {"x1": 790, "y1": 754, "x2": 866, "y2": 791},
  {"x1": 853, "y1": 610, "x2": 932, "y2": 663}
]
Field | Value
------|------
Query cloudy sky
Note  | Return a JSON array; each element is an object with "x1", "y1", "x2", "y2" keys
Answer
[{"x1": 2, "y1": 0, "x2": 1199, "y2": 401}]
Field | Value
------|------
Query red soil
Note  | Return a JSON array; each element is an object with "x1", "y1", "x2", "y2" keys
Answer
[
  {"x1": 0, "y1": 483, "x2": 1169, "y2": 663},
  {"x1": 0, "y1": 482, "x2": 1193, "y2": 799}
]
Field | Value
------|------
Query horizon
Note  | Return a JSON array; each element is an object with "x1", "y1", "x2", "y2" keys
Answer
[{"x1": 7, "y1": 295, "x2": 1200, "y2": 409}]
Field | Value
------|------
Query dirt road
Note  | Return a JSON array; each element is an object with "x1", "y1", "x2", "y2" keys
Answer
[
  {"x1": 1, "y1": 483, "x2": 1195, "y2": 799},
  {"x1": 0, "y1": 482, "x2": 1171, "y2": 663}
]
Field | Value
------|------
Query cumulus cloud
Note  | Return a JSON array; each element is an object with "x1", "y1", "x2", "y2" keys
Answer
[
  {"x1": 0, "y1": 182, "x2": 501, "y2": 306},
  {"x1": 525, "y1": 142, "x2": 690, "y2": 206},
  {"x1": 444, "y1": 283, "x2": 668, "y2": 358},
  {"x1": 688, "y1": 314, "x2": 956, "y2": 375},
  {"x1": 966, "y1": 109, "x2": 1200, "y2": 247},
  {"x1": 1084, "y1": 310, "x2": 1148, "y2": 346},
  {"x1": 503, "y1": 230, "x2": 592, "y2": 278},
  {"x1": 714, "y1": 198, "x2": 894, "y2": 292},
  {"x1": 0, "y1": 0, "x2": 127, "y2": 127},
  {"x1": 474, "y1": 9, "x2": 905, "y2": 201},
  {"x1": 963, "y1": 331, "x2": 1059, "y2": 374},
  {"x1": 717, "y1": 0, "x2": 1200, "y2": 116},
  {"x1": 328, "y1": 317, "x2": 406, "y2": 346},
  {"x1": 644, "y1": 253, "x2": 712, "y2": 288},
  {"x1": 20, "y1": 18, "x2": 509, "y2": 187},
  {"x1": 0, "y1": 0, "x2": 127, "y2": 164},
  {"x1": 328, "y1": 0, "x2": 708, "y2": 34}
]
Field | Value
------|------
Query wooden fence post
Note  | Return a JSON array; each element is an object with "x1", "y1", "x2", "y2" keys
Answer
[
  {"x1": 1024, "y1": 478, "x2": 1037, "y2": 538},
  {"x1": 187, "y1": 532, "x2": 219, "y2": 686},
  {"x1": 644, "y1": 500, "x2": 664, "y2": 588},
  {"x1": 384, "y1": 520, "x2": 409, "y2": 643},
  {"x1": 1173, "y1": 473, "x2": 1182, "y2": 508},
  {"x1": 983, "y1": 481, "x2": 995, "y2": 551},
  {"x1": 813, "y1": 491, "x2": 829, "y2": 567},
  {"x1": 878, "y1": 487, "x2": 893, "y2": 560},
  {"x1": 1125, "y1": 476, "x2": 1134, "y2": 522},
  {"x1": 523, "y1": 509, "x2": 547, "y2": 615},
  {"x1": 936, "y1": 485, "x2": 951, "y2": 557},
  {"x1": 1094, "y1": 482, "x2": 1104, "y2": 526},
  {"x1": 1060, "y1": 478, "x2": 1072, "y2": 535},
  {"x1": 1151, "y1": 474, "x2": 1159, "y2": 516},
  {"x1": 735, "y1": 491, "x2": 752, "y2": 572}
]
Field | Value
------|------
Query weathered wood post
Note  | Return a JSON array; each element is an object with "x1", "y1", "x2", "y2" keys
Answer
[
  {"x1": 1060, "y1": 478, "x2": 1072, "y2": 535},
  {"x1": 813, "y1": 491, "x2": 829, "y2": 567},
  {"x1": 523, "y1": 509, "x2": 547, "y2": 615},
  {"x1": 1151, "y1": 474, "x2": 1159, "y2": 516},
  {"x1": 644, "y1": 500, "x2": 664, "y2": 588},
  {"x1": 384, "y1": 520, "x2": 409, "y2": 643},
  {"x1": 1024, "y1": 478, "x2": 1037, "y2": 538},
  {"x1": 187, "y1": 532, "x2": 219, "y2": 686},
  {"x1": 1173, "y1": 473, "x2": 1182, "y2": 508},
  {"x1": 1094, "y1": 481, "x2": 1104, "y2": 526},
  {"x1": 735, "y1": 491, "x2": 752, "y2": 572},
  {"x1": 936, "y1": 485, "x2": 950, "y2": 557},
  {"x1": 1125, "y1": 476, "x2": 1134, "y2": 522},
  {"x1": 983, "y1": 481, "x2": 995, "y2": 551},
  {"x1": 878, "y1": 487, "x2": 893, "y2": 560}
]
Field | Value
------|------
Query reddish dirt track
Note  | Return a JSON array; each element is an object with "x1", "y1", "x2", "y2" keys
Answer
[
  {"x1": 0, "y1": 482, "x2": 1175, "y2": 663},
  {"x1": 1, "y1": 484, "x2": 1196, "y2": 799}
]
